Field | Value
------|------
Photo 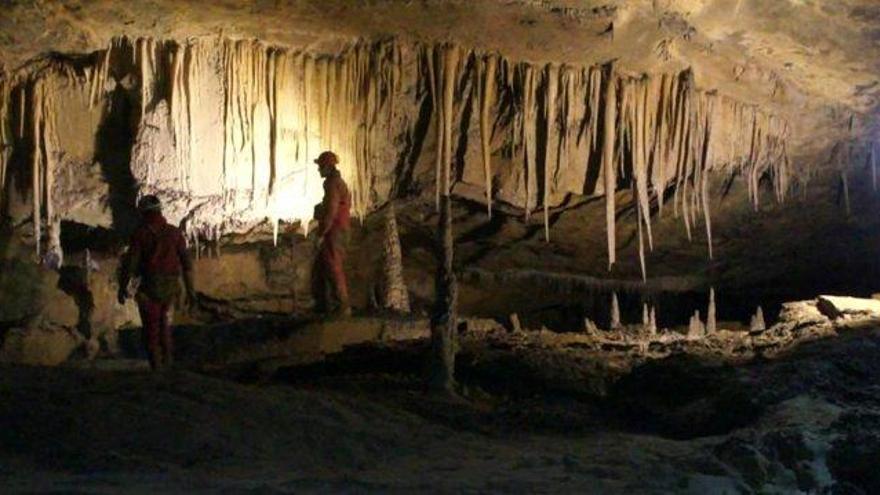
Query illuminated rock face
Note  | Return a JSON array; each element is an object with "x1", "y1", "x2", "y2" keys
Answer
[
  {"x1": 0, "y1": 36, "x2": 790, "y2": 276},
  {"x1": 0, "y1": 38, "x2": 416, "y2": 248}
]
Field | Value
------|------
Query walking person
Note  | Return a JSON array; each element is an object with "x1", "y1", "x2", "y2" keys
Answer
[{"x1": 118, "y1": 195, "x2": 196, "y2": 370}]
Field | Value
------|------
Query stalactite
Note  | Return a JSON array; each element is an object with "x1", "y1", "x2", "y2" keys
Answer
[
  {"x1": 559, "y1": 67, "x2": 576, "y2": 184},
  {"x1": 841, "y1": 169, "x2": 851, "y2": 216},
  {"x1": 633, "y1": 77, "x2": 653, "y2": 252},
  {"x1": 428, "y1": 46, "x2": 442, "y2": 211},
  {"x1": 670, "y1": 73, "x2": 687, "y2": 220},
  {"x1": 441, "y1": 44, "x2": 460, "y2": 196},
  {"x1": 602, "y1": 64, "x2": 617, "y2": 269},
  {"x1": 0, "y1": 78, "x2": 11, "y2": 207},
  {"x1": 134, "y1": 38, "x2": 150, "y2": 118},
  {"x1": 590, "y1": 67, "x2": 602, "y2": 151},
  {"x1": 543, "y1": 64, "x2": 558, "y2": 242},
  {"x1": 43, "y1": 80, "x2": 55, "y2": 228},
  {"x1": 699, "y1": 96, "x2": 714, "y2": 258},
  {"x1": 18, "y1": 71, "x2": 61, "y2": 258},
  {"x1": 480, "y1": 55, "x2": 497, "y2": 218},
  {"x1": 31, "y1": 79, "x2": 43, "y2": 256},
  {"x1": 7, "y1": 36, "x2": 795, "y2": 272},
  {"x1": 267, "y1": 49, "x2": 278, "y2": 198},
  {"x1": 680, "y1": 82, "x2": 694, "y2": 241},
  {"x1": 88, "y1": 46, "x2": 111, "y2": 109},
  {"x1": 636, "y1": 188, "x2": 647, "y2": 281},
  {"x1": 522, "y1": 64, "x2": 537, "y2": 222}
]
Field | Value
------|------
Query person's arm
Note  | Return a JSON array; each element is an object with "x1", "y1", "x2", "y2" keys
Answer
[
  {"x1": 177, "y1": 231, "x2": 196, "y2": 302},
  {"x1": 320, "y1": 178, "x2": 340, "y2": 238},
  {"x1": 117, "y1": 233, "x2": 142, "y2": 304}
]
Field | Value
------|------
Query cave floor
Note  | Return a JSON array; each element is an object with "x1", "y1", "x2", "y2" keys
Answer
[{"x1": 2, "y1": 319, "x2": 879, "y2": 494}]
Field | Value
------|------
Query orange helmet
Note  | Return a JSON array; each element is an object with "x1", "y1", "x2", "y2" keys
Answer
[{"x1": 314, "y1": 151, "x2": 339, "y2": 166}]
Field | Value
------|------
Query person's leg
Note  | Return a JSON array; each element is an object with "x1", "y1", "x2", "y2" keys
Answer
[
  {"x1": 137, "y1": 299, "x2": 163, "y2": 370},
  {"x1": 159, "y1": 303, "x2": 173, "y2": 368},
  {"x1": 311, "y1": 251, "x2": 329, "y2": 314},
  {"x1": 324, "y1": 230, "x2": 350, "y2": 316}
]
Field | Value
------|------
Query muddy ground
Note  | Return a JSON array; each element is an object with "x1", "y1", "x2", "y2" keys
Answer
[{"x1": 2, "y1": 315, "x2": 879, "y2": 494}]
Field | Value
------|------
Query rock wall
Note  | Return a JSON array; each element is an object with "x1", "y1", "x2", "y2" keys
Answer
[
  {"x1": 0, "y1": 37, "x2": 790, "y2": 264},
  {"x1": 0, "y1": 30, "x2": 856, "y2": 365}
]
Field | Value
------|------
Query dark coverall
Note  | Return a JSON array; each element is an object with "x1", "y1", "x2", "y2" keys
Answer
[
  {"x1": 119, "y1": 211, "x2": 193, "y2": 369},
  {"x1": 312, "y1": 169, "x2": 352, "y2": 314}
]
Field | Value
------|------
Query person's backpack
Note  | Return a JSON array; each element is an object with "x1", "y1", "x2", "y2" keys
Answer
[{"x1": 140, "y1": 223, "x2": 183, "y2": 276}]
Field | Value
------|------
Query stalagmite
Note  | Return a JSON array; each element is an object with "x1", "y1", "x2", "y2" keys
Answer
[
  {"x1": 750, "y1": 306, "x2": 766, "y2": 333},
  {"x1": 584, "y1": 318, "x2": 600, "y2": 337},
  {"x1": 381, "y1": 204, "x2": 411, "y2": 313},
  {"x1": 610, "y1": 292, "x2": 621, "y2": 329},
  {"x1": 648, "y1": 306, "x2": 657, "y2": 335},
  {"x1": 688, "y1": 310, "x2": 704, "y2": 339},
  {"x1": 707, "y1": 287, "x2": 717, "y2": 334},
  {"x1": 642, "y1": 303, "x2": 650, "y2": 328},
  {"x1": 44, "y1": 219, "x2": 63, "y2": 269},
  {"x1": 509, "y1": 313, "x2": 523, "y2": 334},
  {"x1": 431, "y1": 189, "x2": 458, "y2": 392},
  {"x1": 602, "y1": 65, "x2": 617, "y2": 269},
  {"x1": 480, "y1": 55, "x2": 497, "y2": 218},
  {"x1": 429, "y1": 43, "x2": 461, "y2": 393}
]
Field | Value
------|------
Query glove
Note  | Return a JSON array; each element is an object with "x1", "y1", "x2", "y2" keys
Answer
[{"x1": 117, "y1": 287, "x2": 128, "y2": 305}]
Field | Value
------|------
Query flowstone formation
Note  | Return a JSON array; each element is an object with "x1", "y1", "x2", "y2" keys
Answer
[{"x1": 0, "y1": 36, "x2": 792, "y2": 279}]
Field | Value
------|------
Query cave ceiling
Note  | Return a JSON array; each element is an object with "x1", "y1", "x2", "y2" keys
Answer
[{"x1": 2, "y1": 0, "x2": 879, "y2": 156}]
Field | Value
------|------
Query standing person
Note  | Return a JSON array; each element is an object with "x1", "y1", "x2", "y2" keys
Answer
[
  {"x1": 117, "y1": 195, "x2": 196, "y2": 370},
  {"x1": 311, "y1": 151, "x2": 352, "y2": 318}
]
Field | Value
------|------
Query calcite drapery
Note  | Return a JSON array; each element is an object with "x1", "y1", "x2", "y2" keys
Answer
[{"x1": 0, "y1": 36, "x2": 792, "y2": 275}]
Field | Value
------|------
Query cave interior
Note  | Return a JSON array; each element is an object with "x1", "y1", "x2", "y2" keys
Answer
[{"x1": 2, "y1": 1, "x2": 880, "y2": 493}]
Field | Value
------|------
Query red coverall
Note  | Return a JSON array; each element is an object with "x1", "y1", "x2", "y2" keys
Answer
[
  {"x1": 313, "y1": 170, "x2": 352, "y2": 314},
  {"x1": 119, "y1": 212, "x2": 193, "y2": 369}
]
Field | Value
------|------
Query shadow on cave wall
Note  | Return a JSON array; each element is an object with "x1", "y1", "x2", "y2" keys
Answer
[
  {"x1": 390, "y1": 67, "x2": 434, "y2": 197},
  {"x1": 95, "y1": 81, "x2": 139, "y2": 237}
]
